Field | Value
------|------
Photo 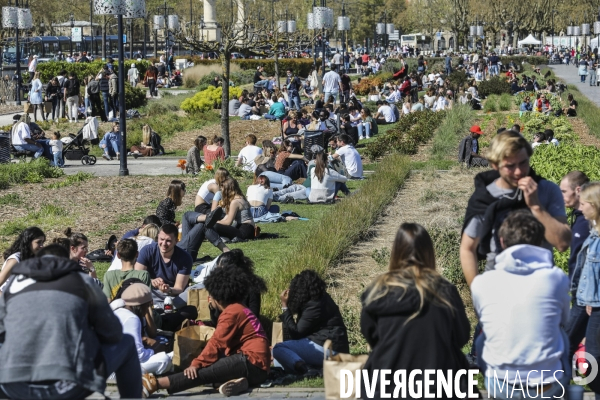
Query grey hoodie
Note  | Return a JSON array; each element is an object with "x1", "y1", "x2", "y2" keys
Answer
[{"x1": 0, "y1": 256, "x2": 122, "y2": 393}]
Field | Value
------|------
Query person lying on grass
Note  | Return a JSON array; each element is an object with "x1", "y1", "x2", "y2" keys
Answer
[{"x1": 141, "y1": 266, "x2": 270, "y2": 398}]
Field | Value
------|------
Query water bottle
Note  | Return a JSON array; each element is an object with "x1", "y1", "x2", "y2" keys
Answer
[{"x1": 164, "y1": 296, "x2": 174, "y2": 314}]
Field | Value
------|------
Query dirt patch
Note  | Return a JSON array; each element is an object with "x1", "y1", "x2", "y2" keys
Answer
[
  {"x1": 327, "y1": 166, "x2": 479, "y2": 352},
  {"x1": 569, "y1": 117, "x2": 600, "y2": 147},
  {"x1": 0, "y1": 175, "x2": 204, "y2": 255},
  {"x1": 164, "y1": 119, "x2": 282, "y2": 153}
]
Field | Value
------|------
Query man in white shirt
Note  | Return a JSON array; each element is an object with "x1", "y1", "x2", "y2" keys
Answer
[
  {"x1": 235, "y1": 134, "x2": 263, "y2": 172},
  {"x1": 11, "y1": 114, "x2": 43, "y2": 158},
  {"x1": 332, "y1": 134, "x2": 363, "y2": 178},
  {"x1": 471, "y1": 210, "x2": 570, "y2": 399},
  {"x1": 322, "y1": 66, "x2": 342, "y2": 104},
  {"x1": 332, "y1": 51, "x2": 343, "y2": 69},
  {"x1": 386, "y1": 87, "x2": 402, "y2": 104},
  {"x1": 374, "y1": 100, "x2": 396, "y2": 125}
]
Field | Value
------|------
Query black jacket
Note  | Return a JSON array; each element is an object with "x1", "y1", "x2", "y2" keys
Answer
[
  {"x1": 280, "y1": 293, "x2": 349, "y2": 353},
  {"x1": 462, "y1": 169, "x2": 543, "y2": 259},
  {"x1": 360, "y1": 281, "x2": 471, "y2": 399}
]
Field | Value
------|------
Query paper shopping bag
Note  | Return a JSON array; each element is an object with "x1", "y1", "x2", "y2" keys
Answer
[
  {"x1": 23, "y1": 102, "x2": 33, "y2": 114},
  {"x1": 172, "y1": 322, "x2": 215, "y2": 370},
  {"x1": 187, "y1": 288, "x2": 211, "y2": 321},
  {"x1": 271, "y1": 322, "x2": 284, "y2": 347},
  {"x1": 323, "y1": 340, "x2": 369, "y2": 400}
]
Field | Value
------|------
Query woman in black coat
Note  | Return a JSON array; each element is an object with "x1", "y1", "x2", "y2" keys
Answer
[
  {"x1": 273, "y1": 270, "x2": 349, "y2": 374},
  {"x1": 360, "y1": 223, "x2": 472, "y2": 399}
]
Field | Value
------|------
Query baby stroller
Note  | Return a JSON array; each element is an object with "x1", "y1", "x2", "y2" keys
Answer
[{"x1": 62, "y1": 124, "x2": 97, "y2": 165}]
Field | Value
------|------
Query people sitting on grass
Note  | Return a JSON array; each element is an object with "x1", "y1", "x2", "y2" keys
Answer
[
  {"x1": 104, "y1": 239, "x2": 152, "y2": 301},
  {"x1": 361, "y1": 223, "x2": 471, "y2": 399},
  {"x1": 282, "y1": 111, "x2": 305, "y2": 140},
  {"x1": 156, "y1": 180, "x2": 186, "y2": 226},
  {"x1": 195, "y1": 167, "x2": 229, "y2": 214},
  {"x1": 309, "y1": 150, "x2": 349, "y2": 203},
  {"x1": 203, "y1": 135, "x2": 225, "y2": 166},
  {"x1": 112, "y1": 283, "x2": 173, "y2": 376},
  {"x1": 237, "y1": 98, "x2": 253, "y2": 120},
  {"x1": 134, "y1": 224, "x2": 198, "y2": 332},
  {"x1": 331, "y1": 134, "x2": 363, "y2": 179},
  {"x1": 108, "y1": 223, "x2": 159, "y2": 272},
  {"x1": 0, "y1": 226, "x2": 45, "y2": 291},
  {"x1": 531, "y1": 131, "x2": 547, "y2": 148},
  {"x1": 520, "y1": 96, "x2": 532, "y2": 113},
  {"x1": 65, "y1": 228, "x2": 101, "y2": 285},
  {"x1": 236, "y1": 134, "x2": 263, "y2": 173},
  {"x1": 471, "y1": 210, "x2": 570, "y2": 399},
  {"x1": 141, "y1": 266, "x2": 270, "y2": 398},
  {"x1": 101, "y1": 122, "x2": 122, "y2": 161},
  {"x1": 565, "y1": 93, "x2": 578, "y2": 117},
  {"x1": 185, "y1": 135, "x2": 207, "y2": 175},
  {"x1": 458, "y1": 125, "x2": 488, "y2": 167},
  {"x1": 208, "y1": 249, "x2": 267, "y2": 325},
  {"x1": 263, "y1": 96, "x2": 286, "y2": 121},
  {"x1": 273, "y1": 270, "x2": 349, "y2": 375},
  {"x1": 374, "y1": 100, "x2": 396, "y2": 125},
  {"x1": 130, "y1": 124, "x2": 164, "y2": 158},
  {"x1": 0, "y1": 244, "x2": 143, "y2": 399},
  {"x1": 275, "y1": 140, "x2": 307, "y2": 181},
  {"x1": 357, "y1": 108, "x2": 376, "y2": 140},
  {"x1": 246, "y1": 174, "x2": 274, "y2": 219}
]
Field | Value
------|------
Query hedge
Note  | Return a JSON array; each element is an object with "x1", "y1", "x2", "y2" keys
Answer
[
  {"x1": 35, "y1": 60, "x2": 152, "y2": 83},
  {"x1": 385, "y1": 56, "x2": 549, "y2": 76},
  {"x1": 150, "y1": 57, "x2": 316, "y2": 78}
]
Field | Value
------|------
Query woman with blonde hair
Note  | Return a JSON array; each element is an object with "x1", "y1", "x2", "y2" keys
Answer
[
  {"x1": 129, "y1": 124, "x2": 159, "y2": 157},
  {"x1": 29, "y1": 71, "x2": 46, "y2": 122},
  {"x1": 568, "y1": 182, "x2": 600, "y2": 397},
  {"x1": 360, "y1": 223, "x2": 471, "y2": 398},
  {"x1": 107, "y1": 223, "x2": 160, "y2": 272}
]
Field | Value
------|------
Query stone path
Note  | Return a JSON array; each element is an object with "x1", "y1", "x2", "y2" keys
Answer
[{"x1": 549, "y1": 63, "x2": 600, "y2": 107}]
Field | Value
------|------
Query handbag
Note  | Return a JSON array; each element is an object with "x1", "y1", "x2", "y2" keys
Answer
[
  {"x1": 187, "y1": 288, "x2": 211, "y2": 321},
  {"x1": 172, "y1": 321, "x2": 215, "y2": 370},
  {"x1": 323, "y1": 340, "x2": 369, "y2": 400}
]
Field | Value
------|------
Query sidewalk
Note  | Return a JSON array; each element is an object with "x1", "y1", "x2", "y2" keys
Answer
[
  {"x1": 87, "y1": 386, "x2": 325, "y2": 399},
  {"x1": 549, "y1": 63, "x2": 600, "y2": 107}
]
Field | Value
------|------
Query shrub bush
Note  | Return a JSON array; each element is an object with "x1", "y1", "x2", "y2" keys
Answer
[
  {"x1": 152, "y1": 58, "x2": 316, "y2": 78},
  {"x1": 498, "y1": 93, "x2": 512, "y2": 111},
  {"x1": 353, "y1": 76, "x2": 385, "y2": 95},
  {"x1": 36, "y1": 60, "x2": 151, "y2": 83},
  {"x1": 447, "y1": 70, "x2": 469, "y2": 91},
  {"x1": 184, "y1": 76, "x2": 199, "y2": 88},
  {"x1": 364, "y1": 111, "x2": 446, "y2": 160},
  {"x1": 483, "y1": 96, "x2": 498, "y2": 112},
  {"x1": 530, "y1": 144, "x2": 600, "y2": 184},
  {"x1": 181, "y1": 86, "x2": 243, "y2": 114},
  {"x1": 124, "y1": 84, "x2": 147, "y2": 109},
  {"x1": 0, "y1": 158, "x2": 63, "y2": 190},
  {"x1": 478, "y1": 76, "x2": 512, "y2": 97}
]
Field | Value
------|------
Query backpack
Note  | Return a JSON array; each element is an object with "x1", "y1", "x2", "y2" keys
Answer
[{"x1": 87, "y1": 80, "x2": 99, "y2": 96}]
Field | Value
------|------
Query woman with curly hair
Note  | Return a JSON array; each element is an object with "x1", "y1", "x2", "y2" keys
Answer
[
  {"x1": 142, "y1": 266, "x2": 270, "y2": 397},
  {"x1": 0, "y1": 227, "x2": 45, "y2": 290},
  {"x1": 273, "y1": 270, "x2": 349, "y2": 374},
  {"x1": 360, "y1": 223, "x2": 470, "y2": 398}
]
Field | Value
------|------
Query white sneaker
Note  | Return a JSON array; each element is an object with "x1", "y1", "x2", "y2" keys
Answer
[
  {"x1": 219, "y1": 378, "x2": 248, "y2": 397},
  {"x1": 359, "y1": 136, "x2": 364, "y2": 140}
]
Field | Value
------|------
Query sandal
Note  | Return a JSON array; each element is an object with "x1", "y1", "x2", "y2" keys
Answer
[{"x1": 142, "y1": 373, "x2": 158, "y2": 398}]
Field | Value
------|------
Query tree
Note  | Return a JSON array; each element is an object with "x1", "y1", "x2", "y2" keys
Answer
[{"x1": 173, "y1": 0, "x2": 294, "y2": 156}]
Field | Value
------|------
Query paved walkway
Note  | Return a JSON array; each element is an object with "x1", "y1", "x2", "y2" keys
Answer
[
  {"x1": 549, "y1": 63, "x2": 600, "y2": 107},
  {"x1": 61, "y1": 156, "x2": 185, "y2": 176},
  {"x1": 87, "y1": 386, "x2": 325, "y2": 399}
]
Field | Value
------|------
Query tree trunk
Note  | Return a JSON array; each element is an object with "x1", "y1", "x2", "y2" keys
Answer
[
  {"x1": 220, "y1": 51, "x2": 231, "y2": 157},
  {"x1": 274, "y1": 33, "x2": 280, "y2": 89}
]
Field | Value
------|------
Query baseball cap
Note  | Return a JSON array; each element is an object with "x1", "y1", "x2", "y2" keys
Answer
[{"x1": 470, "y1": 125, "x2": 483, "y2": 135}]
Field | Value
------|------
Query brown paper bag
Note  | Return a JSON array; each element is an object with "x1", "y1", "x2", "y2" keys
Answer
[
  {"x1": 271, "y1": 322, "x2": 284, "y2": 347},
  {"x1": 43, "y1": 101, "x2": 52, "y2": 113},
  {"x1": 187, "y1": 288, "x2": 211, "y2": 321},
  {"x1": 323, "y1": 340, "x2": 369, "y2": 400},
  {"x1": 23, "y1": 102, "x2": 33, "y2": 114},
  {"x1": 172, "y1": 322, "x2": 215, "y2": 369}
]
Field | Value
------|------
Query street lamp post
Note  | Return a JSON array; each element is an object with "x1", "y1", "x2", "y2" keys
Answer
[
  {"x1": 70, "y1": 13, "x2": 74, "y2": 57},
  {"x1": 95, "y1": 0, "x2": 146, "y2": 176},
  {"x1": 155, "y1": 0, "x2": 175, "y2": 58},
  {"x1": 2, "y1": 0, "x2": 32, "y2": 104}
]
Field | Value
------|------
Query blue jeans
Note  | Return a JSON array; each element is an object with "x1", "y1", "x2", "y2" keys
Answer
[
  {"x1": 84, "y1": 97, "x2": 90, "y2": 117},
  {"x1": 489, "y1": 65, "x2": 498, "y2": 76},
  {"x1": 289, "y1": 92, "x2": 301, "y2": 111},
  {"x1": 357, "y1": 122, "x2": 371, "y2": 138},
  {"x1": 273, "y1": 184, "x2": 308, "y2": 201},
  {"x1": 282, "y1": 159, "x2": 307, "y2": 181},
  {"x1": 344, "y1": 62, "x2": 349, "y2": 71},
  {"x1": 176, "y1": 211, "x2": 223, "y2": 260},
  {"x1": 273, "y1": 338, "x2": 336, "y2": 373},
  {"x1": 101, "y1": 91, "x2": 112, "y2": 119},
  {"x1": 0, "y1": 335, "x2": 141, "y2": 400},
  {"x1": 102, "y1": 132, "x2": 121, "y2": 157},
  {"x1": 53, "y1": 151, "x2": 63, "y2": 167},
  {"x1": 263, "y1": 113, "x2": 280, "y2": 120},
  {"x1": 259, "y1": 171, "x2": 292, "y2": 190},
  {"x1": 14, "y1": 143, "x2": 43, "y2": 158},
  {"x1": 482, "y1": 330, "x2": 571, "y2": 399},
  {"x1": 567, "y1": 304, "x2": 600, "y2": 396},
  {"x1": 255, "y1": 79, "x2": 269, "y2": 88}
]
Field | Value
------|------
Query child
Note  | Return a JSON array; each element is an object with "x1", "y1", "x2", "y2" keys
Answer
[{"x1": 49, "y1": 131, "x2": 63, "y2": 167}]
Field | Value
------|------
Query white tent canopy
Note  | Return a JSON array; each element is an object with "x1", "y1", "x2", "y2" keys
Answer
[{"x1": 518, "y1": 34, "x2": 542, "y2": 46}]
